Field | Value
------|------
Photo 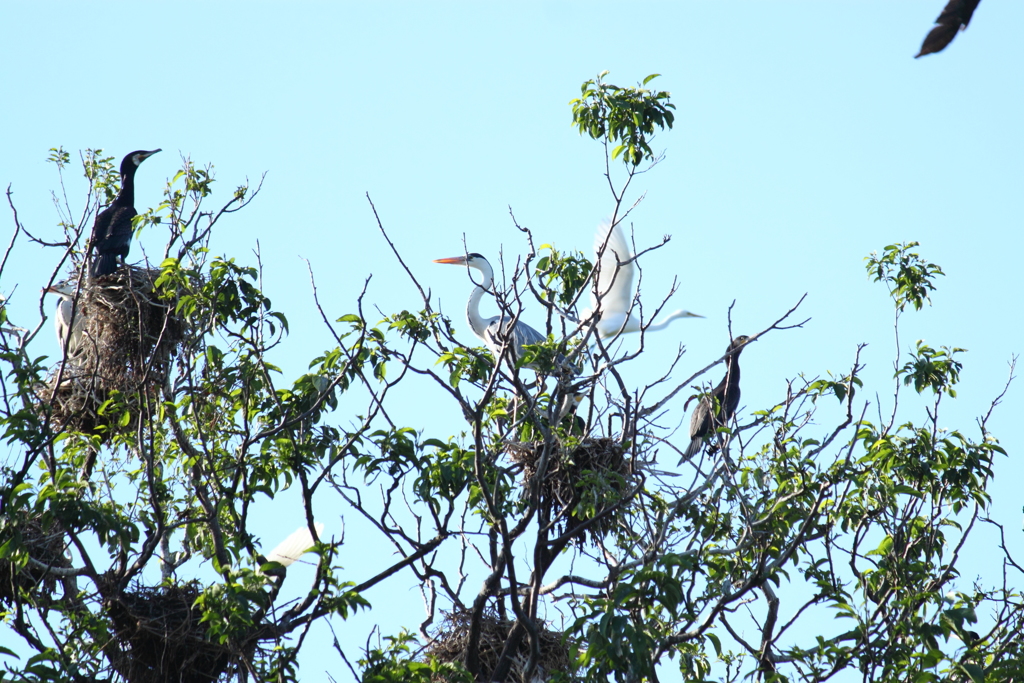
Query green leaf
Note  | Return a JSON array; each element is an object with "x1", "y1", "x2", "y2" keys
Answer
[{"x1": 962, "y1": 663, "x2": 985, "y2": 683}]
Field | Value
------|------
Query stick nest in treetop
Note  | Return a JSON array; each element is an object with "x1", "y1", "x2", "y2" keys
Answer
[
  {"x1": 506, "y1": 437, "x2": 632, "y2": 545},
  {"x1": 425, "y1": 608, "x2": 573, "y2": 682},
  {"x1": 103, "y1": 581, "x2": 251, "y2": 683},
  {"x1": 38, "y1": 266, "x2": 186, "y2": 436},
  {"x1": 0, "y1": 515, "x2": 71, "y2": 606}
]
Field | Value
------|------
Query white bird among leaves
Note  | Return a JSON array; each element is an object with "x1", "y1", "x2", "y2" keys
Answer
[
  {"x1": 584, "y1": 220, "x2": 703, "y2": 340},
  {"x1": 263, "y1": 522, "x2": 324, "y2": 568}
]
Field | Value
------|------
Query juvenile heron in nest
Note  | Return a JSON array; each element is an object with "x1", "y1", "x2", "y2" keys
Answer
[
  {"x1": 584, "y1": 220, "x2": 702, "y2": 340},
  {"x1": 89, "y1": 149, "x2": 161, "y2": 279},
  {"x1": 682, "y1": 335, "x2": 751, "y2": 461},
  {"x1": 44, "y1": 282, "x2": 85, "y2": 357}
]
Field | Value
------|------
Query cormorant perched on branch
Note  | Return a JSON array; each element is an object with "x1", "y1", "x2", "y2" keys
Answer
[
  {"x1": 682, "y1": 335, "x2": 751, "y2": 461},
  {"x1": 916, "y1": 0, "x2": 981, "y2": 58},
  {"x1": 88, "y1": 149, "x2": 161, "y2": 278}
]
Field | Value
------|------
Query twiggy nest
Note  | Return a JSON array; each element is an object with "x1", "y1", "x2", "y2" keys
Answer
[
  {"x1": 426, "y1": 609, "x2": 572, "y2": 682},
  {"x1": 38, "y1": 266, "x2": 185, "y2": 436},
  {"x1": 507, "y1": 437, "x2": 631, "y2": 544},
  {"x1": 103, "y1": 581, "x2": 246, "y2": 683},
  {"x1": 0, "y1": 516, "x2": 71, "y2": 606}
]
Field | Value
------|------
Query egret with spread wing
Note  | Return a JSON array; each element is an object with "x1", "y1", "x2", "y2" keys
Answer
[
  {"x1": 89, "y1": 149, "x2": 161, "y2": 279},
  {"x1": 584, "y1": 220, "x2": 702, "y2": 340},
  {"x1": 682, "y1": 335, "x2": 751, "y2": 461},
  {"x1": 45, "y1": 282, "x2": 85, "y2": 358},
  {"x1": 263, "y1": 523, "x2": 324, "y2": 568}
]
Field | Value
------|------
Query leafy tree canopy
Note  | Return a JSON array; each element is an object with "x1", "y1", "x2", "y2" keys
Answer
[{"x1": 0, "y1": 73, "x2": 1019, "y2": 683}]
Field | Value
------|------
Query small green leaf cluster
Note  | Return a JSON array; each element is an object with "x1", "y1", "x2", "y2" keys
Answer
[
  {"x1": 437, "y1": 345, "x2": 492, "y2": 388},
  {"x1": 808, "y1": 371, "x2": 863, "y2": 403},
  {"x1": 570, "y1": 72, "x2": 675, "y2": 166},
  {"x1": 898, "y1": 341, "x2": 965, "y2": 397},
  {"x1": 572, "y1": 554, "x2": 696, "y2": 682},
  {"x1": 78, "y1": 148, "x2": 119, "y2": 204},
  {"x1": 533, "y1": 244, "x2": 593, "y2": 307},
  {"x1": 384, "y1": 309, "x2": 441, "y2": 344},
  {"x1": 359, "y1": 631, "x2": 472, "y2": 683},
  {"x1": 517, "y1": 337, "x2": 577, "y2": 374},
  {"x1": 195, "y1": 571, "x2": 270, "y2": 644},
  {"x1": 866, "y1": 242, "x2": 945, "y2": 312}
]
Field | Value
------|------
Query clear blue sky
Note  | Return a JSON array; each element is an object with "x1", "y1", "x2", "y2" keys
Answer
[{"x1": 2, "y1": 2, "x2": 1022, "y2": 680}]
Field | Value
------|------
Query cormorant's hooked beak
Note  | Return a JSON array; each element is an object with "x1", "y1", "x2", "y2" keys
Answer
[{"x1": 434, "y1": 256, "x2": 469, "y2": 266}]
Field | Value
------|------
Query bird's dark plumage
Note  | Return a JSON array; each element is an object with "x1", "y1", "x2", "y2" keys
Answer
[
  {"x1": 88, "y1": 149, "x2": 160, "y2": 278},
  {"x1": 682, "y1": 336, "x2": 750, "y2": 461},
  {"x1": 916, "y1": 0, "x2": 981, "y2": 58}
]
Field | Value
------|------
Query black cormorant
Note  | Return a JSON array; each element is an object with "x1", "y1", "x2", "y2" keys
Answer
[
  {"x1": 88, "y1": 149, "x2": 161, "y2": 278},
  {"x1": 682, "y1": 335, "x2": 751, "y2": 461}
]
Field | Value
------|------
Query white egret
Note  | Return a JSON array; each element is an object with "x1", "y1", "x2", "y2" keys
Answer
[
  {"x1": 584, "y1": 220, "x2": 703, "y2": 340},
  {"x1": 682, "y1": 335, "x2": 751, "y2": 461},
  {"x1": 263, "y1": 522, "x2": 324, "y2": 568}
]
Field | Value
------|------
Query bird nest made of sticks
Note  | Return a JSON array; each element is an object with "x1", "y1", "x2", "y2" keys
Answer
[
  {"x1": 103, "y1": 581, "x2": 246, "y2": 683},
  {"x1": 426, "y1": 609, "x2": 573, "y2": 683},
  {"x1": 38, "y1": 266, "x2": 185, "y2": 435},
  {"x1": 506, "y1": 437, "x2": 632, "y2": 544},
  {"x1": 0, "y1": 516, "x2": 71, "y2": 606}
]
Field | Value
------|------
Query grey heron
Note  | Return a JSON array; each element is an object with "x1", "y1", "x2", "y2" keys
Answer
[
  {"x1": 45, "y1": 282, "x2": 85, "y2": 358},
  {"x1": 89, "y1": 149, "x2": 161, "y2": 278},
  {"x1": 434, "y1": 253, "x2": 576, "y2": 375}
]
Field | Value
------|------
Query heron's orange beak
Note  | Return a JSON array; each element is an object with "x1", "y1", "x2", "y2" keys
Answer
[{"x1": 433, "y1": 257, "x2": 467, "y2": 265}]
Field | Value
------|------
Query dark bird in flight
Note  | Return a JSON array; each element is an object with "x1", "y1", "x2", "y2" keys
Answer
[
  {"x1": 916, "y1": 0, "x2": 981, "y2": 58},
  {"x1": 88, "y1": 149, "x2": 161, "y2": 278},
  {"x1": 682, "y1": 335, "x2": 751, "y2": 461}
]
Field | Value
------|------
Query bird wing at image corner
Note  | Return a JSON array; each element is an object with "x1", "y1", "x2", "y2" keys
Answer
[{"x1": 264, "y1": 522, "x2": 325, "y2": 567}]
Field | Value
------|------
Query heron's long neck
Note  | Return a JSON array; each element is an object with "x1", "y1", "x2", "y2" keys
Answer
[{"x1": 466, "y1": 263, "x2": 493, "y2": 340}]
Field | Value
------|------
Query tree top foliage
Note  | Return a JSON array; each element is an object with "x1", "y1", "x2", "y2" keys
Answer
[{"x1": 0, "y1": 72, "x2": 1019, "y2": 683}]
